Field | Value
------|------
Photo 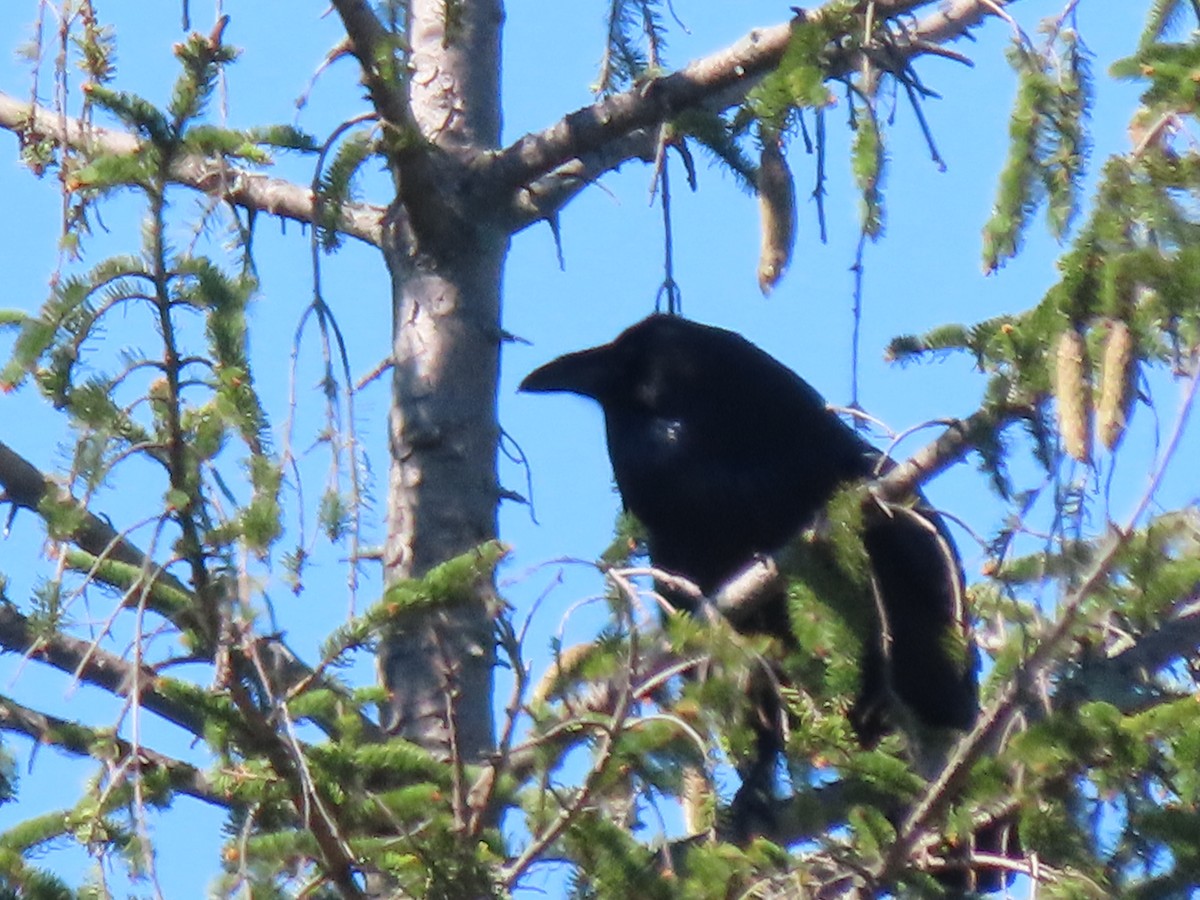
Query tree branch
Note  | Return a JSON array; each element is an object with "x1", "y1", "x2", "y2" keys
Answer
[
  {"x1": 0, "y1": 439, "x2": 385, "y2": 744},
  {"x1": 874, "y1": 361, "x2": 1200, "y2": 889},
  {"x1": 0, "y1": 694, "x2": 225, "y2": 808},
  {"x1": 0, "y1": 438, "x2": 195, "y2": 619},
  {"x1": 912, "y1": 0, "x2": 1016, "y2": 45},
  {"x1": 1061, "y1": 595, "x2": 1200, "y2": 713},
  {"x1": 0, "y1": 607, "x2": 394, "y2": 895},
  {"x1": 1, "y1": 1, "x2": 1011, "y2": 244},
  {"x1": 754, "y1": 595, "x2": 1200, "y2": 854},
  {"x1": 874, "y1": 402, "x2": 1029, "y2": 503},
  {"x1": 0, "y1": 603, "x2": 207, "y2": 738},
  {"x1": 487, "y1": 0, "x2": 1015, "y2": 227},
  {"x1": 0, "y1": 92, "x2": 385, "y2": 246},
  {"x1": 224, "y1": 668, "x2": 365, "y2": 899},
  {"x1": 505, "y1": 129, "x2": 658, "y2": 234},
  {"x1": 485, "y1": 22, "x2": 793, "y2": 194},
  {"x1": 328, "y1": 0, "x2": 412, "y2": 132},
  {"x1": 713, "y1": 402, "x2": 1029, "y2": 621}
]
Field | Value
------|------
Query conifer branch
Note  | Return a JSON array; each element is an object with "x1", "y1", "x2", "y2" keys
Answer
[
  {"x1": 486, "y1": 21, "x2": 793, "y2": 195},
  {"x1": 0, "y1": 1, "x2": 1011, "y2": 243},
  {"x1": 491, "y1": 0, "x2": 1016, "y2": 227},
  {"x1": 710, "y1": 402, "x2": 1028, "y2": 623},
  {"x1": 0, "y1": 92, "x2": 385, "y2": 246},
  {"x1": 505, "y1": 129, "x2": 658, "y2": 232},
  {"x1": 752, "y1": 594, "x2": 1200, "y2": 855},
  {"x1": 0, "y1": 439, "x2": 194, "y2": 613},
  {"x1": 871, "y1": 532, "x2": 1129, "y2": 890},
  {"x1": 1098, "y1": 596, "x2": 1200, "y2": 685},
  {"x1": 0, "y1": 695, "x2": 224, "y2": 807},
  {"x1": 873, "y1": 362, "x2": 1200, "y2": 890},
  {"x1": 328, "y1": 0, "x2": 413, "y2": 132},
  {"x1": 0, "y1": 604, "x2": 206, "y2": 738},
  {"x1": 0, "y1": 439, "x2": 383, "y2": 744},
  {"x1": 874, "y1": 402, "x2": 1030, "y2": 503},
  {"x1": 224, "y1": 671, "x2": 365, "y2": 898}
]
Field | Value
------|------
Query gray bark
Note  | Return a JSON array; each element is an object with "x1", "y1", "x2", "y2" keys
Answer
[{"x1": 377, "y1": 0, "x2": 506, "y2": 766}]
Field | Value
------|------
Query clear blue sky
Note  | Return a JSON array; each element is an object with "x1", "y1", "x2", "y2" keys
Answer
[{"x1": 0, "y1": 2, "x2": 1188, "y2": 896}]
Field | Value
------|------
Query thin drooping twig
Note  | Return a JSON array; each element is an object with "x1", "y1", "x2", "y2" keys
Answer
[
  {"x1": 653, "y1": 127, "x2": 683, "y2": 315},
  {"x1": 815, "y1": 107, "x2": 829, "y2": 242}
]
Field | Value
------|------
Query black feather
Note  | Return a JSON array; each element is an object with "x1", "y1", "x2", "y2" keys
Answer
[
  {"x1": 522, "y1": 315, "x2": 1014, "y2": 888},
  {"x1": 521, "y1": 314, "x2": 977, "y2": 735}
]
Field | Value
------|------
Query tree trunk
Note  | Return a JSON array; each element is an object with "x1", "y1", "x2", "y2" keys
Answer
[{"x1": 378, "y1": 0, "x2": 506, "y2": 765}]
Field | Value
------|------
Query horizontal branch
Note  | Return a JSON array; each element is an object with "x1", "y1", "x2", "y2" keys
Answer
[
  {"x1": 0, "y1": 438, "x2": 195, "y2": 614},
  {"x1": 0, "y1": 439, "x2": 385, "y2": 744},
  {"x1": 0, "y1": 0, "x2": 1012, "y2": 245},
  {"x1": 915, "y1": 0, "x2": 1016, "y2": 44},
  {"x1": 0, "y1": 694, "x2": 225, "y2": 808},
  {"x1": 485, "y1": 22, "x2": 792, "y2": 194},
  {"x1": 713, "y1": 402, "x2": 1027, "y2": 621},
  {"x1": 1064, "y1": 595, "x2": 1200, "y2": 712},
  {"x1": 488, "y1": 0, "x2": 1015, "y2": 226},
  {"x1": 505, "y1": 129, "x2": 658, "y2": 234},
  {"x1": 874, "y1": 402, "x2": 1029, "y2": 503},
  {"x1": 0, "y1": 92, "x2": 385, "y2": 246},
  {"x1": 0, "y1": 603, "x2": 207, "y2": 738}
]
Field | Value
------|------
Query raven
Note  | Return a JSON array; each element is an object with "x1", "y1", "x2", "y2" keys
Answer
[
  {"x1": 520, "y1": 314, "x2": 978, "y2": 738},
  {"x1": 520, "y1": 315, "x2": 1012, "y2": 890}
]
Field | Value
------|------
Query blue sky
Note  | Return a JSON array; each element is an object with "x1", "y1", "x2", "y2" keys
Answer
[{"x1": 0, "y1": 1, "x2": 1191, "y2": 896}]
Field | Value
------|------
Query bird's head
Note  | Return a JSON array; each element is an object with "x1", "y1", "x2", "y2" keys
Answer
[{"x1": 518, "y1": 314, "x2": 714, "y2": 412}]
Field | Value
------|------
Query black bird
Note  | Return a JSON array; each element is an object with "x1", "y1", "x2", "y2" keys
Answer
[
  {"x1": 520, "y1": 315, "x2": 1012, "y2": 890},
  {"x1": 520, "y1": 314, "x2": 978, "y2": 739}
]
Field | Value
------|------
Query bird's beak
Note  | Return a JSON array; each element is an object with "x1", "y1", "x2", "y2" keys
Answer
[{"x1": 518, "y1": 344, "x2": 614, "y2": 399}]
